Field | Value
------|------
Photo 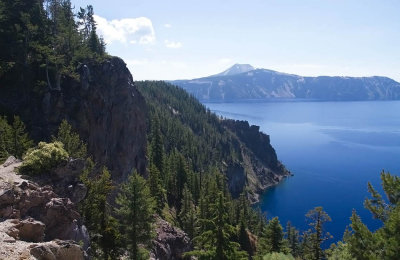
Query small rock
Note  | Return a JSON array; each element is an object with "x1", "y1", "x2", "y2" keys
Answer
[
  {"x1": 4, "y1": 237, "x2": 16, "y2": 243},
  {"x1": 2, "y1": 156, "x2": 21, "y2": 167}
]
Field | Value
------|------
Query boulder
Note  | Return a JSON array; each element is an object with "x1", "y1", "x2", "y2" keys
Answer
[
  {"x1": 30, "y1": 240, "x2": 85, "y2": 260},
  {"x1": 28, "y1": 159, "x2": 87, "y2": 204},
  {"x1": 1, "y1": 218, "x2": 45, "y2": 242},
  {"x1": 150, "y1": 218, "x2": 192, "y2": 260},
  {"x1": 42, "y1": 198, "x2": 82, "y2": 241}
]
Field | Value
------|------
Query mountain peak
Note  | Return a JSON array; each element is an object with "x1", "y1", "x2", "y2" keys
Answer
[{"x1": 214, "y1": 64, "x2": 255, "y2": 77}]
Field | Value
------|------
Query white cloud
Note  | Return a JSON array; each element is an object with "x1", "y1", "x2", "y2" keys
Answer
[
  {"x1": 164, "y1": 40, "x2": 182, "y2": 49},
  {"x1": 94, "y1": 15, "x2": 155, "y2": 45},
  {"x1": 164, "y1": 23, "x2": 172, "y2": 28},
  {"x1": 218, "y1": 58, "x2": 232, "y2": 65}
]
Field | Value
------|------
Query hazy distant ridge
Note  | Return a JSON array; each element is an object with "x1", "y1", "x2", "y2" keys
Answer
[{"x1": 170, "y1": 64, "x2": 400, "y2": 101}]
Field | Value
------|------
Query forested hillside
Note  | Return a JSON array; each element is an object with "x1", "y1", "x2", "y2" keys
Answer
[{"x1": 137, "y1": 80, "x2": 289, "y2": 201}]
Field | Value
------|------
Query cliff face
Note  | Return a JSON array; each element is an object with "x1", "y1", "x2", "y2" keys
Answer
[
  {"x1": 0, "y1": 57, "x2": 147, "y2": 182},
  {"x1": 222, "y1": 120, "x2": 289, "y2": 202}
]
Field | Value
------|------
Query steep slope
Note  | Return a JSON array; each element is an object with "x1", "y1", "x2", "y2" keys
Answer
[
  {"x1": 0, "y1": 57, "x2": 147, "y2": 182},
  {"x1": 171, "y1": 67, "x2": 400, "y2": 101},
  {"x1": 137, "y1": 81, "x2": 290, "y2": 201}
]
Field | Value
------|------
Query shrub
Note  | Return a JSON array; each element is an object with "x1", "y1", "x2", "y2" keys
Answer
[
  {"x1": 262, "y1": 252, "x2": 295, "y2": 260},
  {"x1": 19, "y1": 141, "x2": 69, "y2": 175}
]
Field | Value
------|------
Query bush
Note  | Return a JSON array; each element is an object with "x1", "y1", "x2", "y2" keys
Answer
[
  {"x1": 262, "y1": 252, "x2": 295, "y2": 260},
  {"x1": 19, "y1": 141, "x2": 69, "y2": 175}
]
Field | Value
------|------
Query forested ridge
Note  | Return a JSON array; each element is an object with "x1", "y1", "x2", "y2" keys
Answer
[
  {"x1": 1, "y1": 1, "x2": 400, "y2": 259},
  {"x1": 137, "y1": 80, "x2": 288, "y2": 202}
]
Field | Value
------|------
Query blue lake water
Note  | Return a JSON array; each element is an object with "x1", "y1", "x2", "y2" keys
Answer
[{"x1": 204, "y1": 100, "x2": 400, "y2": 245}]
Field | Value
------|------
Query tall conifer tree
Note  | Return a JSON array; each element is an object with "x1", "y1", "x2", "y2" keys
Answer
[{"x1": 116, "y1": 171, "x2": 155, "y2": 259}]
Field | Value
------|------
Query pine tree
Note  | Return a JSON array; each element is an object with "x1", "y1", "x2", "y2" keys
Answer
[
  {"x1": 238, "y1": 217, "x2": 252, "y2": 255},
  {"x1": 347, "y1": 171, "x2": 400, "y2": 259},
  {"x1": 0, "y1": 116, "x2": 12, "y2": 162},
  {"x1": 116, "y1": 171, "x2": 155, "y2": 259},
  {"x1": 286, "y1": 222, "x2": 300, "y2": 257},
  {"x1": 179, "y1": 184, "x2": 197, "y2": 238},
  {"x1": 149, "y1": 113, "x2": 164, "y2": 175},
  {"x1": 80, "y1": 164, "x2": 120, "y2": 259},
  {"x1": 187, "y1": 192, "x2": 248, "y2": 260},
  {"x1": 54, "y1": 119, "x2": 87, "y2": 158},
  {"x1": 347, "y1": 211, "x2": 376, "y2": 259},
  {"x1": 257, "y1": 217, "x2": 285, "y2": 256},
  {"x1": 304, "y1": 207, "x2": 332, "y2": 260},
  {"x1": 148, "y1": 163, "x2": 165, "y2": 215},
  {"x1": 10, "y1": 116, "x2": 33, "y2": 158},
  {"x1": 267, "y1": 217, "x2": 285, "y2": 252}
]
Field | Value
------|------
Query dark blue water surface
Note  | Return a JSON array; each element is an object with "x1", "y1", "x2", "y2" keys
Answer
[{"x1": 204, "y1": 100, "x2": 400, "y2": 245}]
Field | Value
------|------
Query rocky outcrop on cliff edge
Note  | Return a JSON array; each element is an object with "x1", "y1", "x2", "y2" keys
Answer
[
  {"x1": 0, "y1": 157, "x2": 88, "y2": 259},
  {"x1": 0, "y1": 57, "x2": 147, "y2": 183}
]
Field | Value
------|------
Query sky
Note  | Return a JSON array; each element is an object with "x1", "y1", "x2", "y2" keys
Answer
[{"x1": 70, "y1": 0, "x2": 400, "y2": 81}]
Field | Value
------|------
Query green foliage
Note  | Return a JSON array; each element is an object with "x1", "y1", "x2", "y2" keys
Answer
[
  {"x1": 179, "y1": 184, "x2": 197, "y2": 239},
  {"x1": 262, "y1": 252, "x2": 295, "y2": 260},
  {"x1": 116, "y1": 171, "x2": 156, "y2": 259},
  {"x1": 9, "y1": 116, "x2": 34, "y2": 159},
  {"x1": 137, "y1": 81, "x2": 244, "y2": 179},
  {"x1": 149, "y1": 116, "x2": 164, "y2": 177},
  {"x1": 148, "y1": 163, "x2": 166, "y2": 215},
  {"x1": 0, "y1": 0, "x2": 106, "y2": 96},
  {"x1": 138, "y1": 80, "x2": 284, "y2": 258},
  {"x1": 19, "y1": 141, "x2": 68, "y2": 175},
  {"x1": 303, "y1": 207, "x2": 332, "y2": 260},
  {"x1": 285, "y1": 222, "x2": 301, "y2": 257},
  {"x1": 80, "y1": 163, "x2": 121, "y2": 259},
  {"x1": 347, "y1": 171, "x2": 400, "y2": 260},
  {"x1": 326, "y1": 241, "x2": 354, "y2": 260},
  {"x1": 53, "y1": 119, "x2": 87, "y2": 159},
  {"x1": 186, "y1": 192, "x2": 248, "y2": 260},
  {"x1": 238, "y1": 217, "x2": 252, "y2": 255},
  {"x1": 257, "y1": 217, "x2": 286, "y2": 257},
  {"x1": 0, "y1": 116, "x2": 12, "y2": 162}
]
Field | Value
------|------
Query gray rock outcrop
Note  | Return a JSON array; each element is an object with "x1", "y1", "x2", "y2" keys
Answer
[
  {"x1": 0, "y1": 157, "x2": 89, "y2": 257},
  {"x1": 0, "y1": 57, "x2": 147, "y2": 183},
  {"x1": 150, "y1": 218, "x2": 192, "y2": 260}
]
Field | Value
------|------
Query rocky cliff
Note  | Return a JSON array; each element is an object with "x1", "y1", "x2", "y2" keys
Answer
[
  {"x1": 0, "y1": 157, "x2": 88, "y2": 259},
  {"x1": 223, "y1": 119, "x2": 289, "y2": 202},
  {"x1": 0, "y1": 57, "x2": 147, "y2": 182}
]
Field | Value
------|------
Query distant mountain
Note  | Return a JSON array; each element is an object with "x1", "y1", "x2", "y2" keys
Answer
[
  {"x1": 170, "y1": 66, "x2": 400, "y2": 101},
  {"x1": 212, "y1": 64, "x2": 255, "y2": 77}
]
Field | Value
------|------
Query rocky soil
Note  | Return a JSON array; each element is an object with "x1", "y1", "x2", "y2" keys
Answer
[{"x1": 0, "y1": 157, "x2": 87, "y2": 260}]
